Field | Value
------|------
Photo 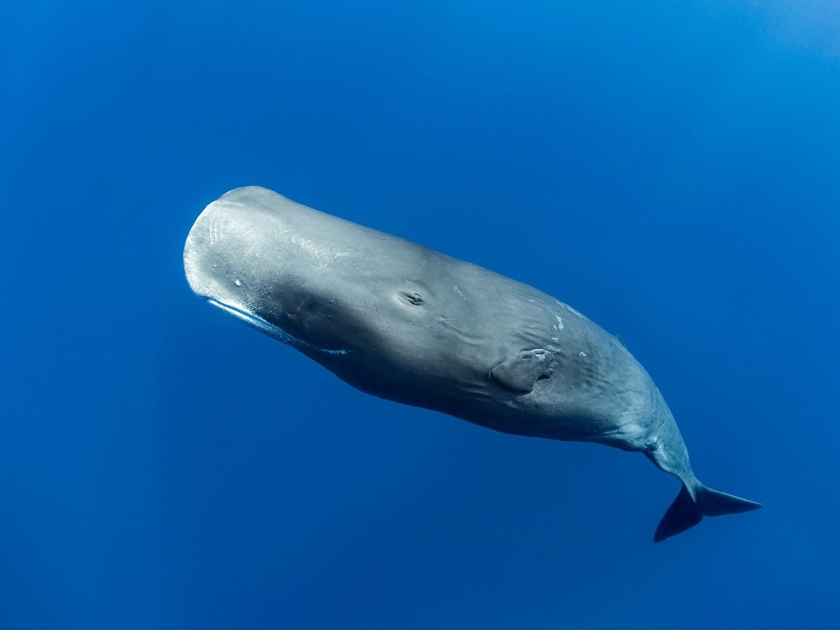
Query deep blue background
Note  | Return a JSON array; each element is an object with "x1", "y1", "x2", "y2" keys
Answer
[{"x1": 2, "y1": 1, "x2": 839, "y2": 628}]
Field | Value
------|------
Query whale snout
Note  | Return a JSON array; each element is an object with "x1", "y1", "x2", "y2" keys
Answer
[
  {"x1": 183, "y1": 189, "x2": 352, "y2": 355},
  {"x1": 184, "y1": 191, "x2": 280, "y2": 303}
]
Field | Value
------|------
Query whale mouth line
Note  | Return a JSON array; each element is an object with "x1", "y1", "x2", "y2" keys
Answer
[
  {"x1": 206, "y1": 298, "x2": 347, "y2": 356},
  {"x1": 207, "y1": 298, "x2": 270, "y2": 329}
]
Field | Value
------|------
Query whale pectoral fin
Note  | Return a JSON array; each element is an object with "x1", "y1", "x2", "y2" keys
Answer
[{"x1": 490, "y1": 349, "x2": 555, "y2": 394}]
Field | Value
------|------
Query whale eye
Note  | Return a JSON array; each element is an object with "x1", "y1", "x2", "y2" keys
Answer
[{"x1": 403, "y1": 292, "x2": 424, "y2": 305}]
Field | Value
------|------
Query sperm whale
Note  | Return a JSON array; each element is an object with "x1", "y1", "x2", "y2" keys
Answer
[{"x1": 183, "y1": 186, "x2": 761, "y2": 541}]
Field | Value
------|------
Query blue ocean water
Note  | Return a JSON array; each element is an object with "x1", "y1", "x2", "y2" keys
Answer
[{"x1": 2, "y1": 1, "x2": 839, "y2": 628}]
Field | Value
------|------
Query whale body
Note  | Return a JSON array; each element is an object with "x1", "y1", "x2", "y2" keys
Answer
[{"x1": 183, "y1": 186, "x2": 760, "y2": 542}]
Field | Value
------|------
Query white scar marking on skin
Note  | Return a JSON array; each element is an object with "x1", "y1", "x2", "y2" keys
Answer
[
  {"x1": 289, "y1": 235, "x2": 348, "y2": 266},
  {"x1": 555, "y1": 315, "x2": 564, "y2": 330},
  {"x1": 209, "y1": 220, "x2": 224, "y2": 245},
  {"x1": 453, "y1": 285, "x2": 466, "y2": 300},
  {"x1": 555, "y1": 300, "x2": 588, "y2": 320},
  {"x1": 579, "y1": 351, "x2": 587, "y2": 357}
]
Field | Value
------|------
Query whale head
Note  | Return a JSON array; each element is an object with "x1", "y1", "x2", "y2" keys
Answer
[
  {"x1": 184, "y1": 185, "x2": 488, "y2": 405},
  {"x1": 183, "y1": 187, "x2": 374, "y2": 356}
]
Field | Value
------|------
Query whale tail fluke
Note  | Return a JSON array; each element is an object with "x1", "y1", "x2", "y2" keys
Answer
[{"x1": 653, "y1": 483, "x2": 761, "y2": 543}]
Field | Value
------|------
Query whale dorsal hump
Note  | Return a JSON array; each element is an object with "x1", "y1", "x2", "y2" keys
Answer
[{"x1": 490, "y1": 349, "x2": 555, "y2": 394}]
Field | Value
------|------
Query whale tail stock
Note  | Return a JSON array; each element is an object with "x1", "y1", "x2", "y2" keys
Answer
[{"x1": 653, "y1": 482, "x2": 762, "y2": 543}]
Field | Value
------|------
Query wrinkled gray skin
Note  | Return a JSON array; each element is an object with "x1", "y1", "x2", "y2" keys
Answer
[{"x1": 184, "y1": 186, "x2": 760, "y2": 541}]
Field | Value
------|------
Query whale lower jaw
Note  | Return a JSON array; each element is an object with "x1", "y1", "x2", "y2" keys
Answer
[{"x1": 206, "y1": 298, "x2": 347, "y2": 356}]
